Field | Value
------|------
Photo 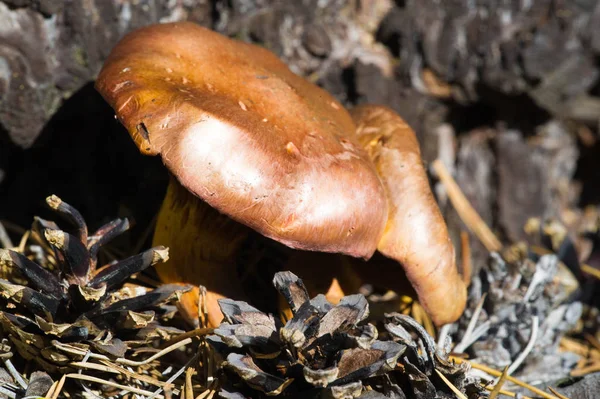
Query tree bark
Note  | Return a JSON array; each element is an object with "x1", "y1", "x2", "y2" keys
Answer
[{"x1": 0, "y1": 0, "x2": 212, "y2": 148}]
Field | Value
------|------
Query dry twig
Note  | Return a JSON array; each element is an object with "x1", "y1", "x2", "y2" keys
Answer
[{"x1": 432, "y1": 159, "x2": 502, "y2": 251}]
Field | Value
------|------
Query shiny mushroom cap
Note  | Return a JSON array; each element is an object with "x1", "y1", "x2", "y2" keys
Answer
[{"x1": 96, "y1": 22, "x2": 388, "y2": 258}]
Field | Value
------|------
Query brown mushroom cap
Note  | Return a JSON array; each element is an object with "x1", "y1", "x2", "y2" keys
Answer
[
  {"x1": 96, "y1": 22, "x2": 388, "y2": 258},
  {"x1": 351, "y1": 104, "x2": 467, "y2": 326}
]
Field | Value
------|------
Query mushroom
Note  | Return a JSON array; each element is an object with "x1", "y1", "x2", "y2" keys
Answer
[
  {"x1": 284, "y1": 105, "x2": 467, "y2": 325},
  {"x1": 95, "y1": 22, "x2": 465, "y2": 327},
  {"x1": 350, "y1": 105, "x2": 467, "y2": 325}
]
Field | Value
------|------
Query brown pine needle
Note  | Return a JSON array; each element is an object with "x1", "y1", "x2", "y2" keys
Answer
[
  {"x1": 70, "y1": 361, "x2": 120, "y2": 374},
  {"x1": 560, "y1": 337, "x2": 600, "y2": 359},
  {"x1": 412, "y1": 301, "x2": 436, "y2": 338},
  {"x1": 450, "y1": 357, "x2": 561, "y2": 399},
  {"x1": 584, "y1": 333, "x2": 600, "y2": 353},
  {"x1": 45, "y1": 379, "x2": 60, "y2": 399},
  {"x1": 581, "y1": 263, "x2": 600, "y2": 281},
  {"x1": 0, "y1": 221, "x2": 13, "y2": 249},
  {"x1": 432, "y1": 159, "x2": 502, "y2": 252},
  {"x1": 489, "y1": 366, "x2": 510, "y2": 399},
  {"x1": 411, "y1": 301, "x2": 424, "y2": 326},
  {"x1": 65, "y1": 373, "x2": 165, "y2": 397},
  {"x1": 460, "y1": 231, "x2": 472, "y2": 286},
  {"x1": 570, "y1": 361, "x2": 600, "y2": 377},
  {"x1": 399, "y1": 295, "x2": 413, "y2": 315},
  {"x1": 185, "y1": 367, "x2": 195, "y2": 399},
  {"x1": 435, "y1": 369, "x2": 468, "y2": 399},
  {"x1": 161, "y1": 327, "x2": 214, "y2": 349},
  {"x1": 548, "y1": 387, "x2": 570, "y2": 399},
  {"x1": 117, "y1": 337, "x2": 193, "y2": 366},
  {"x1": 196, "y1": 389, "x2": 213, "y2": 399},
  {"x1": 482, "y1": 384, "x2": 533, "y2": 399},
  {"x1": 48, "y1": 374, "x2": 66, "y2": 399},
  {"x1": 98, "y1": 359, "x2": 170, "y2": 388},
  {"x1": 575, "y1": 357, "x2": 589, "y2": 370},
  {"x1": 149, "y1": 353, "x2": 199, "y2": 399},
  {"x1": 17, "y1": 230, "x2": 30, "y2": 253}
]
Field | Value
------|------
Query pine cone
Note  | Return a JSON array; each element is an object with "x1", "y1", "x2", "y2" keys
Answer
[
  {"x1": 209, "y1": 271, "x2": 482, "y2": 398},
  {"x1": 0, "y1": 195, "x2": 189, "y2": 373},
  {"x1": 452, "y1": 229, "x2": 583, "y2": 383}
]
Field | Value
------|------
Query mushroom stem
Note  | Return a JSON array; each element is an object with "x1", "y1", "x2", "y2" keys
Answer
[{"x1": 153, "y1": 176, "x2": 252, "y2": 326}]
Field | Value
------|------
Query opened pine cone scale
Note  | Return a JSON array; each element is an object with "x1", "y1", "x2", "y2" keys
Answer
[{"x1": 0, "y1": 195, "x2": 189, "y2": 373}]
